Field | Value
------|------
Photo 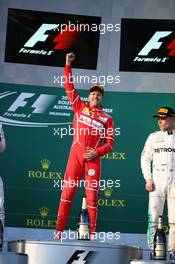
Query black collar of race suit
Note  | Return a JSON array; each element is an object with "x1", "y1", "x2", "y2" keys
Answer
[
  {"x1": 168, "y1": 131, "x2": 173, "y2": 135},
  {"x1": 162, "y1": 129, "x2": 175, "y2": 135},
  {"x1": 167, "y1": 129, "x2": 175, "y2": 135}
]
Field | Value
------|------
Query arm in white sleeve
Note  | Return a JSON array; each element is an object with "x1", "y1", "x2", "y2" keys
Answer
[
  {"x1": 0, "y1": 125, "x2": 6, "y2": 153},
  {"x1": 140, "y1": 134, "x2": 153, "y2": 182}
]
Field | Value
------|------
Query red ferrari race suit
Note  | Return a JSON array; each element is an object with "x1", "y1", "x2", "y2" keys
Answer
[{"x1": 56, "y1": 65, "x2": 114, "y2": 237}]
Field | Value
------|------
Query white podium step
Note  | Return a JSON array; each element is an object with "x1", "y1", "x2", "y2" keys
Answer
[{"x1": 8, "y1": 240, "x2": 142, "y2": 264}]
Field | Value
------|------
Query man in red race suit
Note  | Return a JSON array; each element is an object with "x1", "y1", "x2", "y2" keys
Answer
[{"x1": 55, "y1": 53, "x2": 114, "y2": 239}]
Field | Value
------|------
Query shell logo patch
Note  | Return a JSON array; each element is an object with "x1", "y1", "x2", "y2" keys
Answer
[
  {"x1": 82, "y1": 107, "x2": 94, "y2": 118},
  {"x1": 83, "y1": 107, "x2": 90, "y2": 114}
]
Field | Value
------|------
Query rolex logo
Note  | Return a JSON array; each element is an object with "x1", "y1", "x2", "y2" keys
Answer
[
  {"x1": 104, "y1": 187, "x2": 113, "y2": 198},
  {"x1": 39, "y1": 207, "x2": 49, "y2": 218},
  {"x1": 41, "y1": 159, "x2": 51, "y2": 170}
]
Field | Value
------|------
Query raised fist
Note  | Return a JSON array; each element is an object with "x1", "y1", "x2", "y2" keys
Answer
[{"x1": 66, "y1": 53, "x2": 75, "y2": 66}]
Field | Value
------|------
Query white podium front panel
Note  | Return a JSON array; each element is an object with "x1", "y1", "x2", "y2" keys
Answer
[{"x1": 8, "y1": 240, "x2": 142, "y2": 264}]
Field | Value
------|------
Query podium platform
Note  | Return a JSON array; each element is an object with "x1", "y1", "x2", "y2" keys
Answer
[
  {"x1": 0, "y1": 252, "x2": 28, "y2": 264},
  {"x1": 131, "y1": 261, "x2": 175, "y2": 264},
  {"x1": 8, "y1": 240, "x2": 142, "y2": 264}
]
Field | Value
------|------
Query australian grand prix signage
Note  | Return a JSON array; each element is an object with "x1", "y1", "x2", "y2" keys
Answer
[
  {"x1": 119, "y1": 18, "x2": 175, "y2": 73},
  {"x1": 5, "y1": 8, "x2": 101, "y2": 69},
  {"x1": 0, "y1": 84, "x2": 113, "y2": 127},
  {"x1": 0, "y1": 88, "x2": 73, "y2": 127}
]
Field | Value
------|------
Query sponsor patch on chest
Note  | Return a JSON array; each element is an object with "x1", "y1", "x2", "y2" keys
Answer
[{"x1": 79, "y1": 114, "x2": 104, "y2": 129}]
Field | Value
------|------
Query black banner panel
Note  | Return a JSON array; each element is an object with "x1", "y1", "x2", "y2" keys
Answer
[
  {"x1": 120, "y1": 18, "x2": 175, "y2": 73},
  {"x1": 5, "y1": 8, "x2": 101, "y2": 69}
]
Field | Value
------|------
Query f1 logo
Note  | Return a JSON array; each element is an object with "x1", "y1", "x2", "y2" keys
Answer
[
  {"x1": 66, "y1": 250, "x2": 96, "y2": 264},
  {"x1": 7, "y1": 92, "x2": 56, "y2": 114},
  {"x1": 24, "y1": 24, "x2": 58, "y2": 48},
  {"x1": 138, "y1": 31, "x2": 175, "y2": 56},
  {"x1": 23, "y1": 23, "x2": 81, "y2": 50}
]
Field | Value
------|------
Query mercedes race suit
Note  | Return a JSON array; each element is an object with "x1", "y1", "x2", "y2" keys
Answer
[
  {"x1": 141, "y1": 130, "x2": 175, "y2": 251},
  {"x1": 56, "y1": 66, "x2": 114, "y2": 237}
]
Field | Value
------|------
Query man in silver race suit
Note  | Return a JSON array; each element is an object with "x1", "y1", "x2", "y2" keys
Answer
[
  {"x1": 141, "y1": 107, "x2": 175, "y2": 259},
  {"x1": 0, "y1": 124, "x2": 6, "y2": 226}
]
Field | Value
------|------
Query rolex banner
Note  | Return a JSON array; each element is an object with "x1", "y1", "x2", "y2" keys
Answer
[{"x1": 0, "y1": 83, "x2": 174, "y2": 234}]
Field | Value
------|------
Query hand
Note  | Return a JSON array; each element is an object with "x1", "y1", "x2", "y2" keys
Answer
[
  {"x1": 83, "y1": 149, "x2": 98, "y2": 161},
  {"x1": 66, "y1": 53, "x2": 75, "y2": 66},
  {"x1": 145, "y1": 179, "x2": 155, "y2": 192}
]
